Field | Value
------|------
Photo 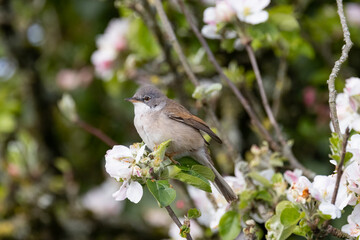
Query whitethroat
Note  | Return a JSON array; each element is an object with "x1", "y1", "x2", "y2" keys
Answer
[{"x1": 126, "y1": 85, "x2": 237, "y2": 203}]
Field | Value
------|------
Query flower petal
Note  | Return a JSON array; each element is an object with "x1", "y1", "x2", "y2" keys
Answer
[
  {"x1": 319, "y1": 202, "x2": 341, "y2": 219},
  {"x1": 135, "y1": 144, "x2": 146, "y2": 163},
  {"x1": 204, "y1": 7, "x2": 216, "y2": 24},
  {"x1": 126, "y1": 181, "x2": 143, "y2": 203},
  {"x1": 112, "y1": 181, "x2": 129, "y2": 201},
  {"x1": 201, "y1": 25, "x2": 221, "y2": 39},
  {"x1": 241, "y1": 11, "x2": 269, "y2": 24}
]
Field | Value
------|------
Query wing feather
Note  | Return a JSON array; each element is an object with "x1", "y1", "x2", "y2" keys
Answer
[{"x1": 165, "y1": 100, "x2": 222, "y2": 144}]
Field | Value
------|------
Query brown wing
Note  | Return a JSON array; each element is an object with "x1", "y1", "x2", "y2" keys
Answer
[{"x1": 166, "y1": 99, "x2": 222, "y2": 144}]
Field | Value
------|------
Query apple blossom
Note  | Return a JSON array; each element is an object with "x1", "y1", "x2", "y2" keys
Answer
[
  {"x1": 334, "y1": 77, "x2": 360, "y2": 133},
  {"x1": 201, "y1": 0, "x2": 270, "y2": 39},
  {"x1": 229, "y1": 0, "x2": 270, "y2": 24},
  {"x1": 287, "y1": 176, "x2": 312, "y2": 204},
  {"x1": 105, "y1": 143, "x2": 146, "y2": 203},
  {"x1": 342, "y1": 204, "x2": 360, "y2": 237},
  {"x1": 310, "y1": 175, "x2": 350, "y2": 219},
  {"x1": 91, "y1": 19, "x2": 129, "y2": 80},
  {"x1": 284, "y1": 169, "x2": 303, "y2": 185}
]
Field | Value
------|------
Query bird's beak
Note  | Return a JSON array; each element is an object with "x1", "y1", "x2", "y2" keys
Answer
[{"x1": 125, "y1": 97, "x2": 140, "y2": 103}]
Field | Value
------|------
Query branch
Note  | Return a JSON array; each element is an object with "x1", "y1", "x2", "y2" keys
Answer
[
  {"x1": 331, "y1": 127, "x2": 350, "y2": 204},
  {"x1": 75, "y1": 119, "x2": 117, "y2": 147},
  {"x1": 153, "y1": 0, "x2": 199, "y2": 87},
  {"x1": 244, "y1": 42, "x2": 285, "y2": 144},
  {"x1": 165, "y1": 205, "x2": 193, "y2": 240},
  {"x1": 326, "y1": 224, "x2": 355, "y2": 240},
  {"x1": 327, "y1": 0, "x2": 353, "y2": 137},
  {"x1": 175, "y1": 0, "x2": 279, "y2": 151}
]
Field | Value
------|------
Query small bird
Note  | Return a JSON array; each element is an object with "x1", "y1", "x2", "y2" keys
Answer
[{"x1": 126, "y1": 85, "x2": 237, "y2": 203}]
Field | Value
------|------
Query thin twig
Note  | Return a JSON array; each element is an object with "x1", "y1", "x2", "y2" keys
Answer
[
  {"x1": 244, "y1": 42, "x2": 285, "y2": 144},
  {"x1": 175, "y1": 0, "x2": 279, "y2": 151},
  {"x1": 327, "y1": 0, "x2": 353, "y2": 137},
  {"x1": 153, "y1": 0, "x2": 199, "y2": 87},
  {"x1": 165, "y1": 205, "x2": 193, "y2": 240},
  {"x1": 326, "y1": 224, "x2": 355, "y2": 240},
  {"x1": 272, "y1": 56, "x2": 287, "y2": 117},
  {"x1": 331, "y1": 127, "x2": 350, "y2": 204},
  {"x1": 75, "y1": 119, "x2": 117, "y2": 147}
]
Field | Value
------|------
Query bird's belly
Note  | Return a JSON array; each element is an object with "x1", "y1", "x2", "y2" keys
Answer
[{"x1": 134, "y1": 112, "x2": 204, "y2": 154}]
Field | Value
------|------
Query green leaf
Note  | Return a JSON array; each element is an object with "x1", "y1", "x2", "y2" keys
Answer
[
  {"x1": 146, "y1": 179, "x2": 176, "y2": 208},
  {"x1": 151, "y1": 139, "x2": 171, "y2": 166},
  {"x1": 173, "y1": 167, "x2": 212, "y2": 192},
  {"x1": 128, "y1": 18, "x2": 160, "y2": 59},
  {"x1": 239, "y1": 190, "x2": 256, "y2": 209},
  {"x1": 192, "y1": 83, "x2": 222, "y2": 101},
  {"x1": 187, "y1": 208, "x2": 201, "y2": 219},
  {"x1": 219, "y1": 211, "x2": 241, "y2": 240},
  {"x1": 269, "y1": 6, "x2": 299, "y2": 31},
  {"x1": 344, "y1": 152, "x2": 353, "y2": 165},
  {"x1": 248, "y1": 171, "x2": 271, "y2": 187},
  {"x1": 280, "y1": 207, "x2": 303, "y2": 226},
  {"x1": 255, "y1": 190, "x2": 273, "y2": 203},
  {"x1": 191, "y1": 165, "x2": 215, "y2": 181}
]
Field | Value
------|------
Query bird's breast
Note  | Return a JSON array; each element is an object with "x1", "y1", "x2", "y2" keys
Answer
[{"x1": 134, "y1": 110, "x2": 204, "y2": 154}]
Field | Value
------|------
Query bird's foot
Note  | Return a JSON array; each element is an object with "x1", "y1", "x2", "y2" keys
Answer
[{"x1": 165, "y1": 153, "x2": 179, "y2": 165}]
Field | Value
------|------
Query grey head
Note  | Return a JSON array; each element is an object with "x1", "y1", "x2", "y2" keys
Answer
[{"x1": 125, "y1": 85, "x2": 167, "y2": 109}]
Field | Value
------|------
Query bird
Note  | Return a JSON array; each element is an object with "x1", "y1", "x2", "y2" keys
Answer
[{"x1": 126, "y1": 85, "x2": 237, "y2": 203}]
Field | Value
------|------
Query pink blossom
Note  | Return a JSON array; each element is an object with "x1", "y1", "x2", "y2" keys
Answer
[
  {"x1": 345, "y1": 3, "x2": 360, "y2": 27},
  {"x1": 91, "y1": 19, "x2": 129, "y2": 80},
  {"x1": 284, "y1": 169, "x2": 303, "y2": 185},
  {"x1": 56, "y1": 67, "x2": 93, "y2": 91},
  {"x1": 303, "y1": 87, "x2": 316, "y2": 108}
]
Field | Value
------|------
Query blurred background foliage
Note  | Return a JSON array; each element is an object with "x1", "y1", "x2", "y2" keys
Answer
[{"x1": 0, "y1": 0, "x2": 359, "y2": 239}]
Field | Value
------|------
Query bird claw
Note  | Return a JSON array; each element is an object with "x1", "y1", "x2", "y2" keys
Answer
[{"x1": 165, "y1": 153, "x2": 179, "y2": 165}]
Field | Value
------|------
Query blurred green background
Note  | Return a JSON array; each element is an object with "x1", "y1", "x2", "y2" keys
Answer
[{"x1": 0, "y1": 0, "x2": 359, "y2": 239}]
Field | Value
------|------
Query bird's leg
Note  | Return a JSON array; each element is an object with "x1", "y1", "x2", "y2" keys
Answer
[{"x1": 165, "y1": 152, "x2": 179, "y2": 165}]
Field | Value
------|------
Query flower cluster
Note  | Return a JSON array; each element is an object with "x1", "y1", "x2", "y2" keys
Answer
[
  {"x1": 285, "y1": 130, "x2": 360, "y2": 237},
  {"x1": 335, "y1": 77, "x2": 360, "y2": 133},
  {"x1": 91, "y1": 19, "x2": 129, "y2": 80},
  {"x1": 202, "y1": 0, "x2": 270, "y2": 39},
  {"x1": 105, "y1": 143, "x2": 147, "y2": 203}
]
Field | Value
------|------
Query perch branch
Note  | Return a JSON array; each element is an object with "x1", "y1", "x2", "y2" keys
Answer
[
  {"x1": 165, "y1": 205, "x2": 193, "y2": 240},
  {"x1": 327, "y1": 0, "x2": 353, "y2": 137}
]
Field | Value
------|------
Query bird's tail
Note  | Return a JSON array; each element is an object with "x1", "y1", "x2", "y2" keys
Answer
[{"x1": 193, "y1": 148, "x2": 238, "y2": 203}]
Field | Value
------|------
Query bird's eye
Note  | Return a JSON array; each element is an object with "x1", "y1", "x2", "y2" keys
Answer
[{"x1": 143, "y1": 95, "x2": 151, "y2": 102}]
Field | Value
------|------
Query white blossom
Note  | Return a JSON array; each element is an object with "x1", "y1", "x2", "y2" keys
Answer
[
  {"x1": 342, "y1": 204, "x2": 360, "y2": 237},
  {"x1": 310, "y1": 175, "x2": 350, "y2": 219},
  {"x1": 112, "y1": 180, "x2": 143, "y2": 203},
  {"x1": 229, "y1": 0, "x2": 270, "y2": 24},
  {"x1": 287, "y1": 176, "x2": 312, "y2": 204},
  {"x1": 105, "y1": 144, "x2": 146, "y2": 203},
  {"x1": 201, "y1": 0, "x2": 270, "y2": 39},
  {"x1": 334, "y1": 77, "x2": 360, "y2": 133}
]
